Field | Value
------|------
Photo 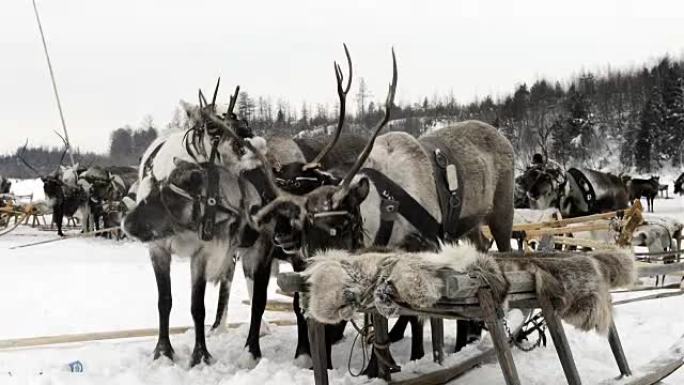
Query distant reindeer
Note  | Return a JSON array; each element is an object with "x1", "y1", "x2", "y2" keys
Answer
[
  {"x1": 626, "y1": 176, "x2": 659, "y2": 213},
  {"x1": 674, "y1": 172, "x2": 684, "y2": 195},
  {"x1": 17, "y1": 141, "x2": 89, "y2": 236}
]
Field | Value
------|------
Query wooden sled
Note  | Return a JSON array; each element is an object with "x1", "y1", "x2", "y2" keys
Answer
[{"x1": 278, "y1": 257, "x2": 684, "y2": 385}]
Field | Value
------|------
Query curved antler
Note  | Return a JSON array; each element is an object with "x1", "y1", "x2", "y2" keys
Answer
[
  {"x1": 335, "y1": 48, "x2": 397, "y2": 200},
  {"x1": 304, "y1": 44, "x2": 353, "y2": 170},
  {"x1": 17, "y1": 140, "x2": 42, "y2": 177},
  {"x1": 53, "y1": 130, "x2": 69, "y2": 171}
]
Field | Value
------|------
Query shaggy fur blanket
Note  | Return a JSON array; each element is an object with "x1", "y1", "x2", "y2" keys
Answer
[{"x1": 304, "y1": 244, "x2": 635, "y2": 333}]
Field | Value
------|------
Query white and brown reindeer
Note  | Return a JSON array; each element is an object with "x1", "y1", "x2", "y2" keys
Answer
[
  {"x1": 248, "y1": 50, "x2": 516, "y2": 371},
  {"x1": 122, "y1": 84, "x2": 271, "y2": 366}
]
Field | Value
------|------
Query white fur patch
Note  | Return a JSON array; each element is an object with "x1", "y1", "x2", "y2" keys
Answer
[{"x1": 136, "y1": 175, "x2": 155, "y2": 204}]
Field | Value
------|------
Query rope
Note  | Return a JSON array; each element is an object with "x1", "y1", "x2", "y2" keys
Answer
[
  {"x1": 346, "y1": 316, "x2": 397, "y2": 377},
  {"x1": 347, "y1": 318, "x2": 372, "y2": 377}
]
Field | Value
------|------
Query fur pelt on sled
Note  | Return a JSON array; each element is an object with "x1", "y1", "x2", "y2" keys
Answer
[{"x1": 304, "y1": 244, "x2": 635, "y2": 333}]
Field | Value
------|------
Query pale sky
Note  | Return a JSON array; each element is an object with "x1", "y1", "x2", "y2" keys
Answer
[{"x1": 2, "y1": 0, "x2": 684, "y2": 154}]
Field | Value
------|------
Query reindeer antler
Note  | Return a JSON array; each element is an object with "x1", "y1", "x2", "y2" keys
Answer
[
  {"x1": 17, "y1": 140, "x2": 42, "y2": 177},
  {"x1": 53, "y1": 130, "x2": 69, "y2": 170},
  {"x1": 335, "y1": 48, "x2": 397, "y2": 201},
  {"x1": 304, "y1": 44, "x2": 353, "y2": 170}
]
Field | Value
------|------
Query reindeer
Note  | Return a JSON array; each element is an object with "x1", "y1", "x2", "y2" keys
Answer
[
  {"x1": 522, "y1": 166, "x2": 629, "y2": 217},
  {"x1": 0, "y1": 176, "x2": 11, "y2": 195},
  {"x1": 626, "y1": 175, "x2": 659, "y2": 212},
  {"x1": 244, "y1": 50, "x2": 516, "y2": 370},
  {"x1": 17, "y1": 141, "x2": 88, "y2": 236},
  {"x1": 81, "y1": 165, "x2": 138, "y2": 236},
  {"x1": 122, "y1": 85, "x2": 265, "y2": 366}
]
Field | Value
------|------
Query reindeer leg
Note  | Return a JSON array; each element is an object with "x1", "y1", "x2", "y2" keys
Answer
[
  {"x1": 190, "y1": 259, "x2": 212, "y2": 367},
  {"x1": 293, "y1": 292, "x2": 313, "y2": 366},
  {"x1": 243, "y1": 251, "x2": 272, "y2": 366},
  {"x1": 388, "y1": 316, "x2": 410, "y2": 342},
  {"x1": 409, "y1": 316, "x2": 425, "y2": 360},
  {"x1": 151, "y1": 247, "x2": 174, "y2": 360},
  {"x1": 211, "y1": 258, "x2": 236, "y2": 330},
  {"x1": 54, "y1": 206, "x2": 64, "y2": 237}
]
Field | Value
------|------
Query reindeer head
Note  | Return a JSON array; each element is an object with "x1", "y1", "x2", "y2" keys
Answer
[
  {"x1": 524, "y1": 166, "x2": 565, "y2": 210},
  {"x1": 251, "y1": 49, "x2": 397, "y2": 256},
  {"x1": 123, "y1": 81, "x2": 266, "y2": 243}
]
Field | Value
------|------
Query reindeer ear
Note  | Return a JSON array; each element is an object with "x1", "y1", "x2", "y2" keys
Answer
[{"x1": 348, "y1": 177, "x2": 370, "y2": 205}]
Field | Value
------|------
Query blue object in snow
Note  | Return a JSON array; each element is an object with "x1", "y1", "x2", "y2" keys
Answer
[{"x1": 67, "y1": 360, "x2": 84, "y2": 373}]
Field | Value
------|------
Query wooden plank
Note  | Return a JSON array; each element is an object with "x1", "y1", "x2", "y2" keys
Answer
[
  {"x1": 612, "y1": 290, "x2": 684, "y2": 306},
  {"x1": 307, "y1": 319, "x2": 329, "y2": 385},
  {"x1": 240, "y1": 299, "x2": 292, "y2": 312},
  {"x1": 0, "y1": 319, "x2": 297, "y2": 350},
  {"x1": 478, "y1": 289, "x2": 521, "y2": 385},
  {"x1": 636, "y1": 262, "x2": 684, "y2": 277},
  {"x1": 551, "y1": 236, "x2": 619, "y2": 250},
  {"x1": 607, "y1": 321, "x2": 632, "y2": 376},
  {"x1": 277, "y1": 272, "x2": 306, "y2": 292},
  {"x1": 430, "y1": 318, "x2": 444, "y2": 365},
  {"x1": 538, "y1": 294, "x2": 582, "y2": 385},
  {"x1": 391, "y1": 347, "x2": 497, "y2": 385}
]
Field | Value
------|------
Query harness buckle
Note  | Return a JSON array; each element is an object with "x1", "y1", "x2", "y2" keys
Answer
[
  {"x1": 380, "y1": 199, "x2": 399, "y2": 221},
  {"x1": 448, "y1": 193, "x2": 461, "y2": 208},
  {"x1": 207, "y1": 197, "x2": 217, "y2": 206},
  {"x1": 434, "y1": 149, "x2": 448, "y2": 169}
]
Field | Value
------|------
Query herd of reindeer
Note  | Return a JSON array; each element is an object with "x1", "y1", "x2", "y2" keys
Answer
[{"x1": 2, "y1": 46, "x2": 684, "y2": 373}]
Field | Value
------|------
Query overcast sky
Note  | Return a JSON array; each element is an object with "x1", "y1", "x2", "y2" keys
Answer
[{"x1": 1, "y1": 0, "x2": 683, "y2": 154}]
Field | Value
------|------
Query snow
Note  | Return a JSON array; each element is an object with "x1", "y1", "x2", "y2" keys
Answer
[{"x1": 1, "y1": 179, "x2": 683, "y2": 384}]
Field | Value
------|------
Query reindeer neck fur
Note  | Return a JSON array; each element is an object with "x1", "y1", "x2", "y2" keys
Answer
[{"x1": 355, "y1": 132, "x2": 441, "y2": 246}]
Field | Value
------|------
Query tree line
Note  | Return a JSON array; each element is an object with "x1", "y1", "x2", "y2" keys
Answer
[{"x1": 3, "y1": 54, "x2": 682, "y2": 178}]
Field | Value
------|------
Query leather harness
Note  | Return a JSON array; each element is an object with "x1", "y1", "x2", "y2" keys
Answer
[
  {"x1": 362, "y1": 139, "x2": 464, "y2": 247},
  {"x1": 567, "y1": 167, "x2": 596, "y2": 214}
]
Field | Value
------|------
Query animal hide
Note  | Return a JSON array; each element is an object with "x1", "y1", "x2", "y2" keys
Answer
[{"x1": 305, "y1": 244, "x2": 635, "y2": 333}]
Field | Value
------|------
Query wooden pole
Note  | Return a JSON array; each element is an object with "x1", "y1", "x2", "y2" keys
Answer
[
  {"x1": 31, "y1": 0, "x2": 75, "y2": 166},
  {"x1": 0, "y1": 319, "x2": 297, "y2": 349}
]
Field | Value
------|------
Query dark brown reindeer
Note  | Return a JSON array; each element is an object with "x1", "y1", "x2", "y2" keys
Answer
[
  {"x1": 522, "y1": 166, "x2": 629, "y2": 217},
  {"x1": 625, "y1": 175, "x2": 659, "y2": 213},
  {"x1": 17, "y1": 140, "x2": 87, "y2": 236},
  {"x1": 249, "y1": 49, "x2": 516, "y2": 372}
]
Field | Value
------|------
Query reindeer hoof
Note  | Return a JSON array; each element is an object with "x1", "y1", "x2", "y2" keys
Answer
[
  {"x1": 153, "y1": 341, "x2": 175, "y2": 361},
  {"x1": 190, "y1": 346, "x2": 213, "y2": 367}
]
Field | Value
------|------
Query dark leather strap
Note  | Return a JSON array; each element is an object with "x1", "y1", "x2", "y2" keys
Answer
[
  {"x1": 568, "y1": 168, "x2": 596, "y2": 213},
  {"x1": 362, "y1": 168, "x2": 441, "y2": 246},
  {"x1": 200, "y1": 137, "x2": 221, "y2": 241},
  {"x1": 420, "y1": 136, "x2": 465, "y2": 241}
]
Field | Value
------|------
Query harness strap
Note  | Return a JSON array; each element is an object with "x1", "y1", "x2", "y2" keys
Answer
[
  {"x1": 420, "y1": 136, "x2": 464, "y2": 241},
  {"x1": 567, "y1": 168, "x2": 596, "y2": 213},
  {"x1": 361, "y1": 168, "x2": 441, "y2": 246},
  {"x1": 200, "y1": 137, "x2": 221, "y2": 241}
]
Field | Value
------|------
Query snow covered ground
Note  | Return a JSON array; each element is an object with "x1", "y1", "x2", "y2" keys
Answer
[{"x1": 0, "y1": 179, "x2": 683, "y2": 385}]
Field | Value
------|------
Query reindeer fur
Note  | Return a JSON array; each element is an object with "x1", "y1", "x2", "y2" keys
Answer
[{"x1": 306, "y1": 244, "x2": 635, "y2": 334}]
